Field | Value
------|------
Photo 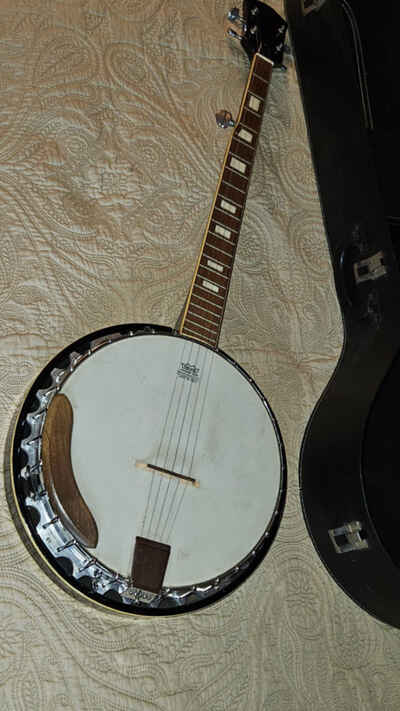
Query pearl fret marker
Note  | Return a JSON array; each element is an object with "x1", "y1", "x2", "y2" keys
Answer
[
  {"x1": 238, "y1": 128, "x2": 253, "y2": 143},
  {"x1": 207, "y1": 259, "x2": 224, "y2": 273},
  {"x1": 230, "y1": 157, "x2": 247, "y2": 174},
  {"x1": 202, "y1": 279, "x2": 220, "y2": 294},
  {"x1": 215, "y1": 224, "x2": 231, "y2": 239},
  {"x1": 221, "y1": 199, "x2": 237, "y2": 214},
  {"x1": 249, "y1": 95, "x2": 261, "y2": 112}
]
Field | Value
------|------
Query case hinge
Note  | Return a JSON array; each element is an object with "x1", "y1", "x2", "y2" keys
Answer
[
  {"x1": 329, "y1": 521, "x2": 369, "y2": 554},
  {"x1": 354, "y1": 250, "x2": 386, "y2": 284}
]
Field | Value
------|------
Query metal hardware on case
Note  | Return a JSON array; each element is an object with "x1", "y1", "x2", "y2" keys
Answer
[
  {"x1": 354, "y1": 250, "x2": 387, "y2": 284},
  {"x1": 301, "y1": 0, "x2": 327, "y2": 14},
  {"x1": 215, "y1": 110, "x2": 235, "y2": 128},
  {"x1": 329, "y1": 521, "x2": 369, "y2": 554}
]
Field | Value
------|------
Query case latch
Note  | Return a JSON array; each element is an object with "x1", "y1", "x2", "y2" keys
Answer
[
  {"x1": 354, "y1": 250, "x2": 386, "y2": 284},
  {"x1": 329, "y1": 521, "x2": 369, "y2": 554}
]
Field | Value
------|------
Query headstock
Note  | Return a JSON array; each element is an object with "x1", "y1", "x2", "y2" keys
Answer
[{"x1": 227, "y1": 1, "x2": 287, "y2": 67}]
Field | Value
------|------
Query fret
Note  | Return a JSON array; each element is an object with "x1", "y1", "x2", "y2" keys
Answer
[
  {"x1": 246, "y1": 89, "x2": 264, "y2": 102},
  {"x1": 223, "y1": 167, "x2": 248, "y2": 192},
  {"x1": 218, "y1": 187, "x2": 244, "y2": 210},
  {"x1": 188, "y1": 303, "x2": 221, "y2": 325},
  {"x1": 202, "y1": 245, "x2": 232, "y2": 265},
  {"x1": 212, "y1": 208, "x2": 240, "y2": 230},
  {"x1": 185, "y1": 314, "x2": 219, "y2": 334},
  {"x1": 235, "y1": 127, "x2": 255, "y2": 145},
  {"x1": 202, "y1": 281, "x2": 220, "y2": 294},
  {"x1": 229, "y1": 138, "x2": 254, "y2": 163},
  {"x1": 180, "y1": 53, "x2": 273, "y2": 346},
  {"x1": 191, "y1": 293, "x2": 223, "y2": 314},
  {"x1": 204, "y1": 258, "x2": 224, "y2": 274},
  {"x1": 182, "y1": 325, "x2": 216, "y2": 346},
  {"x1": 207, "y1": 237, "x2": 233, "y2": 256},
  {"x1": 209, "y1": 225, "x2": 233, "y2": 246},
  {"x1": 219, "y1": 199, "x2": 237, "y2": 215},
  {"x1": 198, "y1": 265, "x2": 228, "y2": 287},
  {"x1": 211, "y1": 222, "x2": 237, "y2": 240},
  {"x1": 185, "y1": 312, "x2": 219, "y2": 333},
  {"x1": 193, "y1": 284, "x2": 225, "y2": 304},
  {"x1": 218, "y1": 197, "x2": 242, "y2": 217},
  {"x1": 253, "y1": 71, "x2": 269, "y2": 84},
  {"x1": 245, "y1": 105, "x2": 262, "y2": 119},
  {"x1": 254, "y1": 55, "x2": 273, "y2": 72},
  {"x1": 249, "y1": 74, "x2": 270, "y2": 98},
  {"x1": 220, "y1": 180, "x2": 246, "y2": 205},
  {"x1": 212, "y1": 227, "x2": 233, "y2": 242},
  {"x1": 201, "y1": 254, "x2": 228, "y2": 273},
  {"x1": 254, "y1": 57, "x2": 273, "y2": 74},
  {"x1": 203, "y1": 254, "x2": 230, "y2": 273},
  {"x1": 207, "y1": 233, "x2": 235, "y2": 253},
  {"x1": 228, "y1": 156, "x2": 249, "y2": 176},
  {"x1": 241, "y1": 109, "x2": 262, "y2": 133},
  {"x1": 228, "y1": 151, "x2": 252, "y2": 167},
  {"x1": 196, "y1": 273, "x2": 227, "y2": 293},
  {"x1": 221, "y1": 176, "x2": 246, "y2": 194}
]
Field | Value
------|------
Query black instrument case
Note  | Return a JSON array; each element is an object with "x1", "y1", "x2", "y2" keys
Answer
[{"x1": 284, "y1": 0, "x2": 400, "y2": 626}]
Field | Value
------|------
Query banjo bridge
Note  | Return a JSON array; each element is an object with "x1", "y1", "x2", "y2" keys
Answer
[{"x1": 135, "y1": 460, "x2": 199, "y2": 487}]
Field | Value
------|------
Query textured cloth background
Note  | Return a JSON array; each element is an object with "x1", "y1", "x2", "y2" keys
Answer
[{"x1": 1, "y1": 1, "x2": 400, "y2": 709}]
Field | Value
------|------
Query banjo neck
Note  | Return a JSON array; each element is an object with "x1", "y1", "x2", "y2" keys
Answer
[{"x1": 179, "y1": 52, "x2": 273, "y2": 348}]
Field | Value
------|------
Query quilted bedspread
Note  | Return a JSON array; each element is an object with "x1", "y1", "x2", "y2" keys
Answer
[{"x1": 1, "y1": 1, "x2": 399, "y2": 709}]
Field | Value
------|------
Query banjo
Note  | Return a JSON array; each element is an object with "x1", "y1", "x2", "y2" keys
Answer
[{"x1": 10, "y1": 1, "x2": 287, "y2": 615}]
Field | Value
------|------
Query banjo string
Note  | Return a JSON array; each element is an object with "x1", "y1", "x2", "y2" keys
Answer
[
  {"x1": 157, "y1": 342, "x2": 209, "y2": 541},
  {"x1": 153, "y1": 340, "x2": 204, "y2": 540},
  {"x1": 161, "y1": 346, "x2": 215, "y2": 542},
  {"x1": 141, "y1": 338, "x2": 189, "y2": 537},
  {"x1": 146, "y1": 353, "x2": 189, "y2": 538},
  {"x1": 146, "y1": 339, "x2": 195, "y2": 538}
]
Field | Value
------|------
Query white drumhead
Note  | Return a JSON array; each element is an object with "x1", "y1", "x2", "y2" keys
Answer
[{"x1": 60, "y1": 334, "x2": 282, "y2": 587}]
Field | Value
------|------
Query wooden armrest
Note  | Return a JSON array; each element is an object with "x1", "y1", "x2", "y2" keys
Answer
[{"x1": 41, "y1": 393, "x2": 98, "y2": 548}]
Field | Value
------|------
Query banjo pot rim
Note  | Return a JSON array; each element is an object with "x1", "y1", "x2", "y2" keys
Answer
[{"x1": 10, "y1": 323, "x2": 286, "y2": 615}]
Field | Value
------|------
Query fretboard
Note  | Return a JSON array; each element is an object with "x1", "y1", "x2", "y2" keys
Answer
[{"x1": 179, "y1": 52, "x2": 273, "y2": 348}]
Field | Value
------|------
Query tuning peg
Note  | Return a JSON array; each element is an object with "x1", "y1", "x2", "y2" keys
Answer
[
  {"x1": 227, "y1": 7, "x2": 240, "y2": 21},
  {"x1": 227, "y1": 7, "x2": 247, "y2": 32},
  {"x1": 227, "y1": 27, "x2": 242, "y2": 40},
  {"x1": 215, "y1": 110, "x2": 235, "y2": 129}
]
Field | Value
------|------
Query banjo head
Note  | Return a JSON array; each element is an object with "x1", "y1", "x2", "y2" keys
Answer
[{"x1": 11, "y1": 325, "x2": 286, "y2": 615}]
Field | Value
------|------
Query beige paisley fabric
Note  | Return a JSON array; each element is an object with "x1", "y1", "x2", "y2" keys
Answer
[{"x1": 0, "y1": 1, "x2": 399, "y2": 709}]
